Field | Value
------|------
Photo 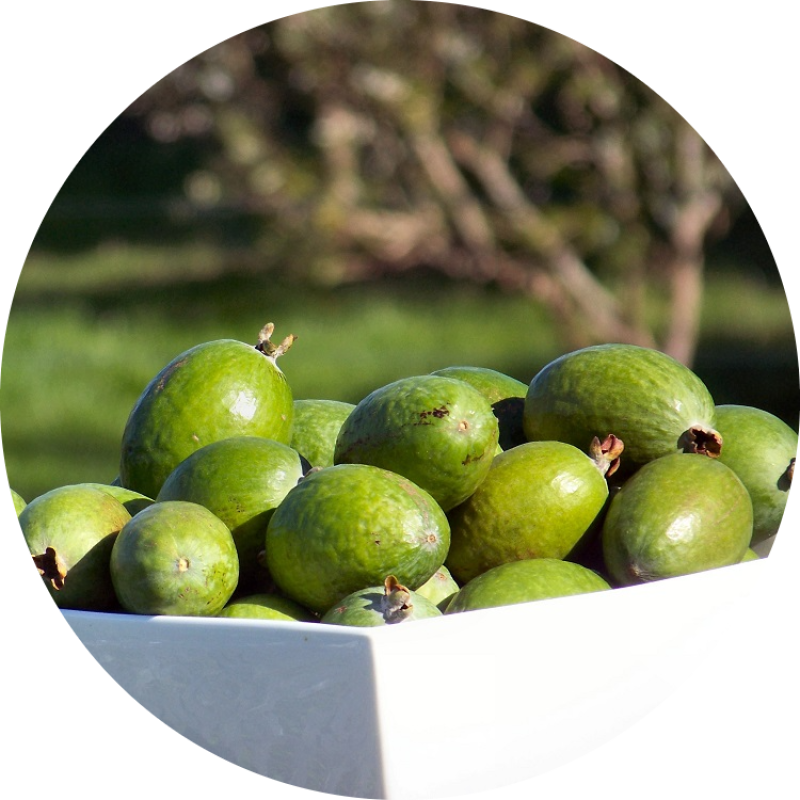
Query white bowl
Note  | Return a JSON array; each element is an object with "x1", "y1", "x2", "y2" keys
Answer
[{"x1": 62, "y1": 555, "x2": 770, "y2": 799}]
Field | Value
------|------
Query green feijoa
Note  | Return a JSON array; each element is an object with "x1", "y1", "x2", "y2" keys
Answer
[
  {"x1": 218, "y1": 593, "x2": 317, "y2": 622},
  {"x1": 445, "y1": 439, "x2": 616, "y2": 585},
  {"x1": 602, "y1": 453, "x2": 753, "y2": 586},
  {"x1": 321, "y1": 576, "x2": 442, "y2": 626},
  {"x1": 741, "y1": 548, "x2": 760, "y2": 562},
  {"x1": 11, "y1": 488, "x2": 27, "y2": 516},
  {"x1": 431, "y1": 366, "x2": 528, "y2": 450},
  {"x1": 445, "y1": 558, "x2": 611, "y2": 614},
  {"x1": 414, "y1": 564, "x2": 460, "y2": 612},
  {"x1": 523, "y1": 344, "x2": 721, "y2": 474},
  {"x1": 119, "y1": 323, "x2": 296, "y2": 500},
  {"x1": 20, "y1": 485, "x2": 132, "y2": 610},
  {"x1": 110, "y1": 500, "x2": 239, "y2": 616},
  {"x1": 265, "y1": 463, "x2": 450, "y2": 614},
  {"x1": 157, "y1": 436, "x2": 305, "y2": 594},
  {"x1": 334, "y1": 375, "x2": 499, "y2": 511},
  {"x1": 714, "y1": 404, "x2": 798, "y2": 544},
  {"x1": 290, "y1": 399, "x2": 356, "y2": 469}
]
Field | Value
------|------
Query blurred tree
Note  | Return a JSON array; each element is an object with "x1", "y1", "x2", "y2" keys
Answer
[{"x1": 120, "y1": 0, "x2": 744, "y2": 365}]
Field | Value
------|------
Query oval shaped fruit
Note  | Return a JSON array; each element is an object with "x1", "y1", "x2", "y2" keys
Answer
[
  {"x1": 217, "y1": 593, "x2": 317, "y2": 622},
  {"x1": 445, "y1": 558, "x2": 611, "y2": 614},
  {"x1": 321, "y1": 576, "x2": 443, "y2": 626},
  {"x1": 11, "y1": 488, "x2": 27, "y2": 516},
  {"x1": 334, "y1": 375, "x2": 499, "y2": 511},
  {"x1": 290, "y1": 398, "x2": 355, "y2": 469},
  {"x1": 602, "y1": 453, "x2": 753, "y2": 585},
  {"x1": 445, "y1": 440, "x2": 615, "y2": 585},
  {"x1": 431, "y1": 366, "x2": 528, "y2": 450},
  {"x1": 20, "y1": 484, "x2": 132, "y2": 610},
  {"x1": 157, "y1": 435, "x2": 306, "y2": 593},
  {"x1": 110, "y1": 500, "x2": 239, "y2": 616},
  {"x1": 523, "y1": 344, "x2": 721, "y2": 474},
  {"x1": 714, "y1": 404, "x2": 797, "y2": 544},
  {"x1": 265, "y1": 463, "x2": 450, "y2": 614},
  {"x1": 119, "y1": 323, "x2": 296, "y2": 499}
]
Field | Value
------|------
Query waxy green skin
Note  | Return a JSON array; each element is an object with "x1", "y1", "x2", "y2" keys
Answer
[
  {"x1": 414, "y1": 564, "x2": 460, "y2": 611},
  {"x1": 602, "y1": 453, "x2": 753, "y2": 586},
  {"x1": 119, "y1": 339, "x2": 294, "y2": 500},
  {"x1": 431, "y1": 366, "x2": 528, "y2": 450},
  {"x1": 265, "y1": 463, "x2": 450, "y2": 614},
  {"x1": 290, "y1": 398, "x2": 356, "y2": 469},
  {"x1": 445, "y1": 558, "x2": 611, "y2": 614},
  {"x1": 524, "y1": 344, "x2": 719, "y2": 473},
  {"x1": 321, "y1": 585, "x2": 442, "y2": 626},
  {"x1": 20, "y1": 485, "x2": 132, "y2": 610},
  {"x1": 81, "y1": 483, "x2": 154, "y2": 515},
  {"x1": 156, "y1": 436, "x2": 305, "y2": 593},
  {"x1": 714, "y1": 404, "x2": 797, "y2": 544},
  {"x1": 334, "y1": 375, "x2": 499, "y2": 511},
  {"x1": 446, "y1": 441, "x2": 610, "y2": 585},
  {"x1": 110, "y1": 500, "x2": 239, "y2": 616},
  {"x1": 218, "y1": 593, "x2": 317, "y2": 622}
]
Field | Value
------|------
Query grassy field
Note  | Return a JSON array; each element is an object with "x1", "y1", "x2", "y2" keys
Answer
[{"x1": 2, "y1": 243, "x2": 797, "y2": 501}]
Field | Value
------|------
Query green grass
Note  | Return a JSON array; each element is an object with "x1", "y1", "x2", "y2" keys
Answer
[{"x1": 2, "y1": 244, "x2": 796, "y2": 501}]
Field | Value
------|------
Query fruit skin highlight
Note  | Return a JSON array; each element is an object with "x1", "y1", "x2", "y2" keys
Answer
[
  {"x1": 601, "y1": 453, "x2": 753, "y2": 586},
  {"x1": 119, "y1": 324, "x2": 295, "y2": 500},
  {"x1": 265, "y1": 463, "x2": 450, "y2": 614},
  {"x1": 523, "y1": 343, "x2": 721, "y2": 474}
]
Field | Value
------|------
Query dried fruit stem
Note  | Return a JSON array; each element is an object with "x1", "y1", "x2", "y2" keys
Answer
[
  {"x1": 589, "y1": 434, "x2": 625, "y2": 477},
  {"x1": 255, "y1": 322, "x2": 297, "y2": 360},
  {"x1": 678, "y1": 425, "x2": 723, "y2": 458},
  {"x1": 381, "y1": 575, "x2": 414, "y2": 624},
  {"x1": 33, "y1": 547, "x2": 67, "y2": 591}
]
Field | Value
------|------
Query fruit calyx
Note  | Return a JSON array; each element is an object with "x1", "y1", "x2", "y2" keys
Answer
[
  {"x1": 381, "y1": 575, "x2": 414, "y2": 624},
  {"x1": 255, "y1": 322, "x2": 297, "y2": 361},
  {"x1": 589, "y1": 434, "x2": 625, "y2": 477},
  {"x1": 678, "y1": 425, "x2": 723, "y2": 458},
  {"x1": 33, "y1": 546, "x2": 67, "y2": 591}
]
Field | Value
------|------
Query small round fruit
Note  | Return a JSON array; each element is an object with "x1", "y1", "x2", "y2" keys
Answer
[
  {"x1": 445, "y1": 558, "x2": 611, "y2": 614},
  {"x1": 431, "y1": 366, "x2": 528, "y2": 450},
  {"x1": 11, "y1": 488, "x2": 27, "y2": 516},
  {"x1": 110, "y1": 500, "x2": 239, "y2": 616},
  {"x1": 217, "y1": 593, "x2": 317, "y2": 622},
  {"x1": 321, "y1": 576, "x2": 442, "y2": 626},
  {"x1": 20, "y1": 485, "x2": 132, "y2": 610},
  {"x1": 290, "y1": 399, "x2": 356, "y2": 469},
  {"x1": 524, "y1": 344, "x2": 721, "y2": 474},
  {"x1": 602, "y1": 453, "x2": 753, "y2": 585},
  {"x1": 119, "y1": 323, "x2": 296, "y2": 499},
  {"x1": 446, "y1": 439, "x2": 618, "y2": 585},
  {"x1": 265, "y1": 463, "x2": 450, "y2": 614},
  {"x1": 334, "y1": 374, "x2": 499, "y2": 511},
  {"x1": 156, "y1": 436, "x2": 305, "y2": 593},
  {"x1": 714, "y1": 404, "x2": 797, "y2": 544}
]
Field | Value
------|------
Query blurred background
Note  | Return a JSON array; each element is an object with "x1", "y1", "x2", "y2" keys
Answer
[{"x1": 1, "y1": 0, "x2": 797, "y2": 502}]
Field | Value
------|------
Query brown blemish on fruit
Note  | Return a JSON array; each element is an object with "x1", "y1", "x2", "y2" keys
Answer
[
  {"x1": 155, "y1": 358, "x2": 188, "y2": 393},
  {"x1": 33, "y1": 547, "x2": 67, "y2": 591},
  {"x1": 678, "y1": 426, "x2": 723, "y2": 458},
  {"x1": 415, "y1": 405, "x2": 450, "y2": 425}
]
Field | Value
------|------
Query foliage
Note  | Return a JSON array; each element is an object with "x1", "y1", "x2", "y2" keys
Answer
[{"x1": 117, "y1": 0, "x2": 746, "y2": 363}]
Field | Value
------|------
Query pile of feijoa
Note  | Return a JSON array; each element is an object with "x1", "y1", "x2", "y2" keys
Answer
[{"x1": 15, "y1": 328, "x2": 797, "y2": 625}]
